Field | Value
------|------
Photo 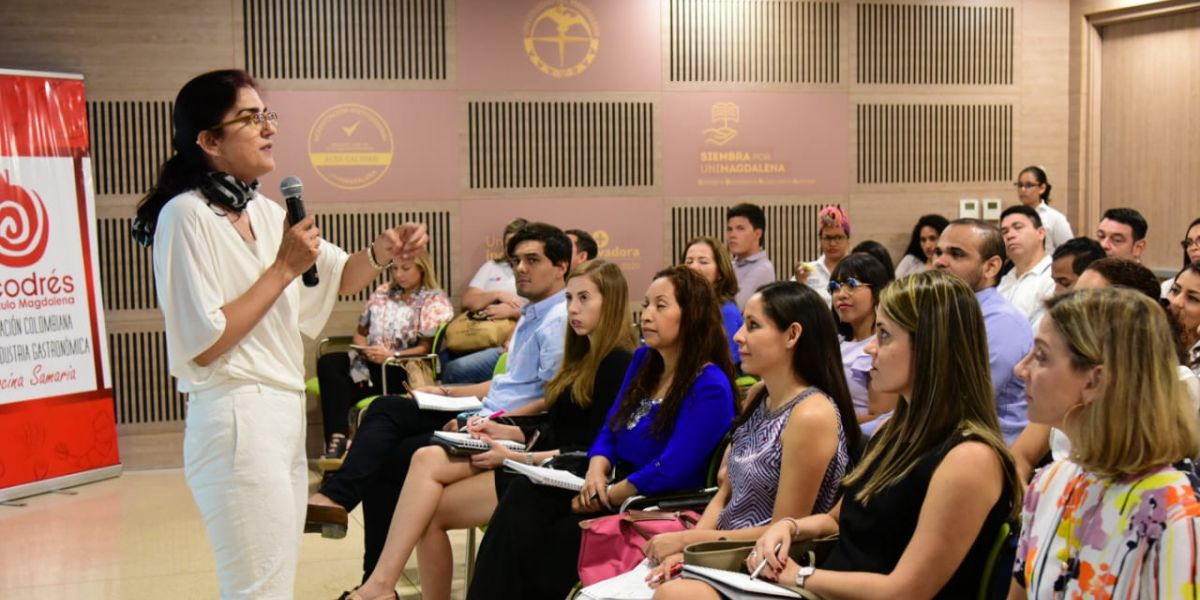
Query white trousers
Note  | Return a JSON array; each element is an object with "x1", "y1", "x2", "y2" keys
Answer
[{"x1": 184, "y1": 382, "x2": 308, "y2": 600}]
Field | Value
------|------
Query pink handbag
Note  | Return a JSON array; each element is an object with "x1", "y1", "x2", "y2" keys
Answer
[{"x1": 576, "y1": 510, "x2": 700, "y2": 586}]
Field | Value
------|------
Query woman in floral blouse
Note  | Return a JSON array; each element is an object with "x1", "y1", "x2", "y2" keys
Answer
[
  {"x1": 1010, "y1": 287, "x2": 1200, "y2": 598},
  {"x1": 316, "y1": 251, "x2": 453, "y2": 462}
]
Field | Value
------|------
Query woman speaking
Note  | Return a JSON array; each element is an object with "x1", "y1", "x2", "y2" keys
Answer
[{"x1": 132, "y1": 69, "x2": 427, "y2": 599}]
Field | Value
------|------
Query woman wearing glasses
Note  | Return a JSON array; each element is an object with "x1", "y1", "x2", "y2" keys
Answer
[
  {"x1": 132, "y1": 70, "x2": 427, "y2": 599},
  {"x1": 829, "y1": 253, "x2": 897, "y2": 436},
  {"x1": 1014, "y1": 166, "x2": 1073, "y2": 253},
  {"x1": 1158, "y1": 217, "x2": 1200, "y2": 299},
  {"x1": 792, "y1": 206, "x2": 852, "y2": 305}
]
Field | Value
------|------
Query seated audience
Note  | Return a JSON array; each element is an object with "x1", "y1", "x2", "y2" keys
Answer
[
  {"x1": 895, "y1": 214, "x2": 949, "y2": 279},
  {"x1": 998, "y1": 205, "x2": 1055, "y2": 325},
  {"x1": 1160, "y1": 217, "x2": 1200, "y2": 299},
  {"x1": 465, "y1": 266, "x2": 738, "y2": 600},
  {"x1": 726, "y1": 202, "x2": 775, "y2": 309},
  {"x1": 1048, "y1": 237, "x2": 1105, "y2": 295},
  {"x1": 339, "y1": 260, "x2": 636, "y2": 600},
  {"x1": 316, "y1": 252, "x2": 453, "y2": 464},
  {"x1": 566, "y1": 228, "x2": 598, "y2": 266},
  {"x1": 441, "y1": 217, "x2": 529, "y2": 384},
  {"x1": 934, "y1": 219, "x2": 1032, "y2": 444},
  {"x1": 829, "y1": 253, "x2": 897, "y2": 434},
  {"x1": 682, "y1": 235, "x2": 743, "y2": 367},
  {"x1": 793, "y1": 205, "x2": 851, "y2": 304},
  {"x1": 306, "y1": 223, "x2": 571, "y2": 579},
  {"x1": 1014, "y1": 166, "x2": 1073, "y2": 252},
  {"x1": 744, "y1": 270, "x2": 1022, "y2": 598},
  {"x1": 1094, "y1": 207, "x2": 1148, "y2": 261},
  {"x1": 1009, "y1": 287, "x2": 1200, "y2": 597},
  {"x1": 850, "y1": 240, "x2": 895, "y2": 282},
  {"x1": 645, "y1": 281, "x2": 861, "y2": 593}
]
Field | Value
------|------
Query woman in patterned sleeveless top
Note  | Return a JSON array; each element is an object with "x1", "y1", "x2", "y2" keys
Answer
[
  {"x1": 746, "y1": 270, "x2": 1023, "y2": 599},
  {"x1": 649, "y1": 282, "x2": 862, "y2": 594}
]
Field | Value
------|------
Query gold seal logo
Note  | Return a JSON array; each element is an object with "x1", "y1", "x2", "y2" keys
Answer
[
  {"x1": 592, "y1": 230, "x2": 610, "y2": 249},
  {"x1": 702, "y1": 102, "x2": 740, "y2": 146},
  {"x1": 523, "y1": 0, "x2": 600, "y2": 78},
  {"x1": 308, "y1": 104, "x2": 394, "y2": 190}
]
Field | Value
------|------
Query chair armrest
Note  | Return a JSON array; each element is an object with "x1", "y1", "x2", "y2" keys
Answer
[
  {"x1": 619, "y1": 486, "x2": 719, "y2": 513},
  {"x1": 381, "y1": 353, "x2": 440, "y2": 394},
  {"x1": 317, "y1": 335, "x2": 355, "y2": 357}
]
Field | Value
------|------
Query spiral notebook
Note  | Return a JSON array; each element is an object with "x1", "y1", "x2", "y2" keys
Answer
[
  {"x1": 501, "y1": 458, "x2": 586, "y2": 492},
  {"x1": 680, "y1": 565, "x2": 803, "y2": 599},
  {"x1": 576, "y1": 559, "x2": 655, "y2": 600},
  {"x1": 431, "y1": 431, "x2": 525, "y2": 453},
  {"x1": 411, "y1": 390, "x2": 484, "y2": 412}
]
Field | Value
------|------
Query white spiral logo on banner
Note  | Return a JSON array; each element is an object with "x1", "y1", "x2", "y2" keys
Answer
[{"x1": 0, "y1": 170, "x2": 50, "y2": 268}]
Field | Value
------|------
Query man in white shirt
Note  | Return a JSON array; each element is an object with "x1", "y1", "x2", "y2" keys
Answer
[{"x1": 998, "y1": 205, "x2": 1056, "y2": 325}]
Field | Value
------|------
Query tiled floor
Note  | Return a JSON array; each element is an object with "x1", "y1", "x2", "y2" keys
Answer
[{"x1": 0, "y1": 469, "x2": 474, "y2": 599}]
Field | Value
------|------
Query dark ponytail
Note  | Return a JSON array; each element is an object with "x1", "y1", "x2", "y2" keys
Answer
[
  {"x1": 132, "y1": 70, "x2": 257, "y2": 246},
  {"x1": 1019, "y1": 165, "x2": 1052, "y2": 204}
]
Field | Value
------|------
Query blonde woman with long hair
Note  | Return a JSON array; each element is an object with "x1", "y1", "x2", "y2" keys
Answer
[
  {"x1": 315, "y1": 250, "x2": 453, "y2": 467},
  {"x1": 339, "y1": 260, "x2": 636, "y2": 600},
  {"x1": 745, "y1": 270, "x2": 1022, "y2": 598},
  {"x1": 1009, "y1": 287, "x2": 1200, "y2": 598}
]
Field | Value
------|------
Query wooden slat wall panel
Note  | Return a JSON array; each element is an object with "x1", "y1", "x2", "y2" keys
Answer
[
  {"x1": 671, "y1": 204, "x2": 822, "y2": 281},
  {"x1": 670, "y1": 0, "x2": 840, "y2": 83},
  {"x1": 468, "y1": 101, "x2": 655, "y2": 190},
  {"x1": 87, "y1": 101, "x2": 174, "y2": 196},
  {"x1": 244, "y1": 0, "x2": 447, "y2": 80},
  {"x1": 99, "y1": 218, "x2": 157, "y2": 311},
  {"x1": 315, "y1": 210, "x2": 453, "y2": 303},
  {"x1": 856, "y1": 103, "x2": 1012, "y2": 184},
  {"x1": 857, "y1": 4, "x2": 1014, "y2": 85},
  {"x1": 109, "y1": 331, "x2": 185, "y2": 425}
]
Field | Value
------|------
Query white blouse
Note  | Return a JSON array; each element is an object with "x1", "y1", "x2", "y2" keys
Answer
[{"x1": 153, "y1": 190, "x2": 348, "y2": 394}]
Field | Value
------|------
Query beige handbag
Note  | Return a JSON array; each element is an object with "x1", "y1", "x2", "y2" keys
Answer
[{"x1": 443, "y1": 311, "x2": 516, "y2": 353}]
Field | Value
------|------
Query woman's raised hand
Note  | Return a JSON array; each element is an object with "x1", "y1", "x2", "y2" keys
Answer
[
  {"x1": 373, "y1": 222, "x2": 429, "y2": 266},
  {"x1": 276, "y1": 214, "x2": 320, "y2": 279}
]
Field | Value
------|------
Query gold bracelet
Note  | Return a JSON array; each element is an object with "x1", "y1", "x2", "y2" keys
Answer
[{"x1": 367, "y1": 241, "x2": 393, "y2": 270}]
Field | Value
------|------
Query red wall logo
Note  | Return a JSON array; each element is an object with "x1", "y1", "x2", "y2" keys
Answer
[{"x1": 0, "y1": 170, "x2": 49, "y2": 268}]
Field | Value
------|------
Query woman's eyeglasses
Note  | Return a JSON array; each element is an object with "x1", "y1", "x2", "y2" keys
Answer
[
  {"x1": 211, "y1": 111, "x2": 278, "y2": 131},
  {"x1": 1013, "y1": 181, "x2": 1040, "y2": 190},
  {"x1": 828, "y1": 278, "x2": 870, "y2": 294},
  {"x1": 1180, "y1": 238, "x2": 1200, "y2": 251}
]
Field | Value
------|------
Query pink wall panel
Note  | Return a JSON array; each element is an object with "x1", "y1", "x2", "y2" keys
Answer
[
  {"x1": 457, "y1": 0, "x2": 661, "y2": 91},
  {"x1": 662, "y1": 92, "x2": 851, "y2": 197},
  {"x1": 258, "y1": 90, "x2": 459, "y2": 202},
  {"x1": 458, "y1": 197, "x2": 663, "y2": 297}
]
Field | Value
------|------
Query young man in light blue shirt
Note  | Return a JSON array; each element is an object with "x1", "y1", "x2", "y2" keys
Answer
[{"x1": 306, "y1": 223, "x2": 572, "y2": 578}]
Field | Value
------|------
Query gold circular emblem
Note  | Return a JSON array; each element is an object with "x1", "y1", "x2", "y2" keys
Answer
[
  {"x1": 523, "y1": 0, "x2": 600, "y2": 78},
  {"x1": 307, "y1": 104, "x2": 394, "y2": 190},
  {"x1": 592, "y1": 230, "x2": 610, "y2": 249}
]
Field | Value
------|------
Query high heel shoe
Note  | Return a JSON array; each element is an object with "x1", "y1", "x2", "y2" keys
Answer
[
  {"x1": 335, "y1": 587, "x2": 398, "y2": 600},
  {"x1": 304, "y1": 502, "x2": 348, "y2": 539}
]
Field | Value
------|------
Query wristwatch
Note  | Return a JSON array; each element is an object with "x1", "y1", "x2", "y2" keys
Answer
[{"x1": 795, "y1": 564, "x2": 816, "y2": 588}]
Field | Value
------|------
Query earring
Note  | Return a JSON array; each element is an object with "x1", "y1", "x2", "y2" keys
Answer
[{"x1": 1060, "y1": 402, "x2": 1085, "y2": 434}]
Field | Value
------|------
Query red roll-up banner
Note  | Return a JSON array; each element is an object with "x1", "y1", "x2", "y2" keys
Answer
[{"x1": 0, "y1": 68, "x2": 120, "y2": 502}]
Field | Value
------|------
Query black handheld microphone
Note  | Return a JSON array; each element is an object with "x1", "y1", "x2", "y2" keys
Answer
[{"x1": 280, "y1": 176, "x2": 319, "y2": 287}]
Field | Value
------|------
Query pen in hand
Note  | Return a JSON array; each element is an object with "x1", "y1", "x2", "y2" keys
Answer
[
  {"x1": 647, "y1": 562, "x2": 684, "y2": 585},
  {"x1": 748, "y1": 543, "x2": 783, "y2": 580}
]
